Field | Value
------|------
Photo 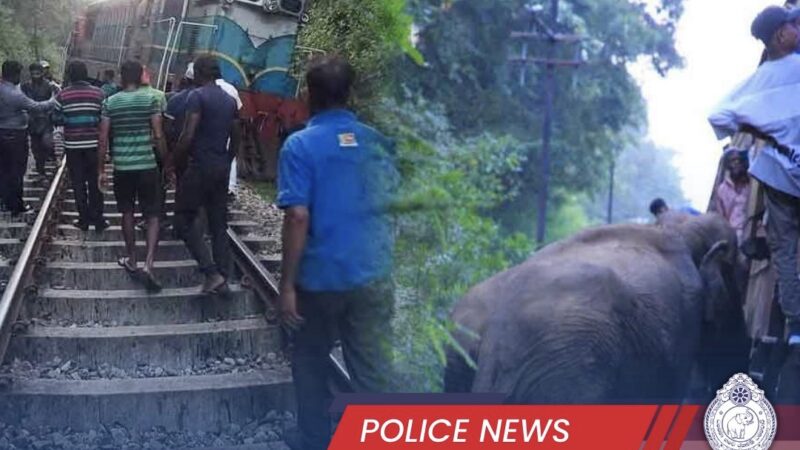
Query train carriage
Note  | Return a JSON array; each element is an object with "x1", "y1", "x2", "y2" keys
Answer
[{"x1": 68, "y1": 0, "x2": 315, "y2": 180}]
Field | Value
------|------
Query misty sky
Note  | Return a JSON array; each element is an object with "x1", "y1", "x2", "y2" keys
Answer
[{"x1": 631, "y1": 0, "x2": 777, "y2": 209}]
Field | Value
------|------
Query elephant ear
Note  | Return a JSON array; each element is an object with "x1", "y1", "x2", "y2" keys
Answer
[{"x1": 699, "y1": 240, "x2": 730, "y2": 323}]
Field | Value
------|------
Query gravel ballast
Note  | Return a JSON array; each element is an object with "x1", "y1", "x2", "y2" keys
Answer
[
  {"x1": 0, "y1": 353, "x2": 288, "y2": 381},
  {"x1": 0, "y1": 410, "x2": 293, "y2": 449}
]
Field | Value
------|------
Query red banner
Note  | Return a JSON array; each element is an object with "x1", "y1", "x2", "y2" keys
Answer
[{"x1": 329, "y1": 405, "x2": 703, "y2": 449}]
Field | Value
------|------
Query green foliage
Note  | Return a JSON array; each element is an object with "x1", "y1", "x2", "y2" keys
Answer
[
  {"x1": 247, "y1": 180, "x2": 278, "y2": 204},
  {"x1": 298, "y1": 0, "x2": 421, "y2": 114},
  {"x1": 374, "y1": 95, "x2": 533, "y2": 390},
  {"x1": 547, "y1": 192, "x2": 591, "y2": 242},
  {"x1": 0, "y1": 0, "x2": 84, "y2": 75}
]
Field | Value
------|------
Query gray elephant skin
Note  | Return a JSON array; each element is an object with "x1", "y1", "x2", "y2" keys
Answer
[{"x1": 445, "y1": 213, "x2": 750, "y2": 403}]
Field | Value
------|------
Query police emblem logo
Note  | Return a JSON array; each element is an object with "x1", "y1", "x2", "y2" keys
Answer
[
  {"x1": 338, "y1": 132, "x2": 359, "y2": 148},
  {"x1": 704, "y1": 373, "x2": 777, "y2": 450}
]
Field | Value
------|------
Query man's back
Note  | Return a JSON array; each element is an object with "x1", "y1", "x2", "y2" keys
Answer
[
  {"x1": 56, "y1": 82, "x2": 104, "y2": 150},
  {"x1": 185, "y1": 84, "x2": 237, "y2": 168},
  {"x1": 102, "y1": 88, "x2": 159, "y2": 172},
  {"x1": 141, "y1": 85, "x2": 167, "y2": 112},
  {"x1": 165, "y1": 88, "x2": 193, "y2": 144},
  {"x1": 278, "y1": 109, "x2": 396, "y2": 292}
]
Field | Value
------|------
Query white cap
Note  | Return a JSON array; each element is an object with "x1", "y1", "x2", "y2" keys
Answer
[{"x1": 185, "y1": 63, "x2": 194, "y2": 80}]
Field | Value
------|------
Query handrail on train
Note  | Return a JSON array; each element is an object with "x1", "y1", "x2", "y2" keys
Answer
[
  {"x1": 226, "y1": 228, "x2": 353, "y2": 392},
  {"x1": 0, "y1": 158, "x2": 68, "y2": 363}
]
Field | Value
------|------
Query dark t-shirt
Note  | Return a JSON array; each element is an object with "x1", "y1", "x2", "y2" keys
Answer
[
  {"x1": 22, "y1": 80, "x2": 57, "y2": 134},
  {"x1": 185, "y1": 84, "x2": 237, "y2": 168},
  {"x1": 165, "y1": 88, "x2": 193, "y2": 144}
]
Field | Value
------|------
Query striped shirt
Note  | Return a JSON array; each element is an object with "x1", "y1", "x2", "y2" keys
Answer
[
  {"x1": 101, "y1": 82, "x2": 120, "y2": 98},
  {"x1": 54, "y1": 82, "x2": 104, "y2": 150},
  {"x1": 102, "y1": 87, "x2": 160, "y2": 172}
]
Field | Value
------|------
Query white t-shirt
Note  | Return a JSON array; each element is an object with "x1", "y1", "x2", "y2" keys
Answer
[{"x1": 216, "y1": 79, "x2": 243, "y2": 110}]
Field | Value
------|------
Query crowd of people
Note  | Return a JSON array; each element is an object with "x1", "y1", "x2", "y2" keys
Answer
[{"x1": 0, "y1": 52, "x2": 397, "y2": 449}]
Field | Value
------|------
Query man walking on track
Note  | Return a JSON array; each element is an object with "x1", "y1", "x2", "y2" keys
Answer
[
  {"x1": 709, "y1": 5, "x2": 800, "y2": 400},
  {"x1": 164, "y1": 64, "x2": 197, "y2": 180},
  {"x1": 277, "y1": 55, "x2": 398, "y2": 450},
  {"x1": 22, "y1": 62, "x2": 59, "y2": 178},
  {"x1": 0, "y1": 61, "x2": 56, "y2": 216},
  {"x1": 98, "y1": 60, "x2": 168, "y2": 292},
  {"x1": 212, "y1": 65, "x2": 243, "y2": 201},
  {"x1": 55, "y1": 61, "x2": 108, "y2": 231},
  {"x1": 173, "y1": 55, "x2": 241, "y2": 294}
]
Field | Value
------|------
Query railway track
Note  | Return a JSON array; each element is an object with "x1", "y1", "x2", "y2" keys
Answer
[{"x1": 0, "y1": 159, "x2": 320, "y2": 449}]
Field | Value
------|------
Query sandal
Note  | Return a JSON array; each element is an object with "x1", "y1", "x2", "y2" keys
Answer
[{"x1": 117, "y1": 257, "x2": 138, "y2": 275}]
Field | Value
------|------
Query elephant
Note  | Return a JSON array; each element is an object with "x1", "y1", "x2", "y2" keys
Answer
[
  {"x1": 445, "y1": 213, "x2": 750, "y2": 403},
  {"x1": 726, "y1": 411, "x2": 754, "y2": 439}
]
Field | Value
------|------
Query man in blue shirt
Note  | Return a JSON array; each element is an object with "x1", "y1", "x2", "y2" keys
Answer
[
  {"x1": 173, "y1": 55, "x2": 241, "y2": 294},
  {"x1": 278, "y1": 55, "x2": 397, "y2": 450},
  {"x1": 165, "y1": 64, "x2": 197, "y2": 178}
]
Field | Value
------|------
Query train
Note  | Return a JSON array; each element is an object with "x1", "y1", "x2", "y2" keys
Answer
[{"x1": 67, "y1": 0, "x2": 319, "y2": 180}]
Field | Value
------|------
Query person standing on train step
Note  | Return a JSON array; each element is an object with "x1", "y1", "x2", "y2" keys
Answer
[
  {"x1": 714, "y1": 148, "x2": 751, "y2": 241},
  {"x1": 173, "y1": 55, "x2": 241, "y2": 295},
  {"x1": 54, "y1": 61, "x2": 108, "y2": 232},
  {"x1": 709, "y1": 5, "x2": 800, "y2": 401},
  {"x1": 22, "y1": 62, "x2": 59, "y2": 178},
  {"x1": 277, "y1": 55, "x2": 398, "y2": 450},
  {"x1": 0, "y1": 60, "x2": 56, "y2": 216},
  {"x1": 98, "y1": 60, "x2": 168, "y2": 293}
]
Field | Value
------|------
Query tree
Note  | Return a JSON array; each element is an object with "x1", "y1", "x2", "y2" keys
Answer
[
  {"x1": 585, "y1": 139, "x2": 689, "y2": 224},
  {"x1": 0, "y1": 0, "x2": 84, "y2": 73},
  {"x1": 298, "y1": 0, "x2": 420, "y2": 117},
  {"x1": 402, "y1": 0, "x2": 685, "y2": 239}
]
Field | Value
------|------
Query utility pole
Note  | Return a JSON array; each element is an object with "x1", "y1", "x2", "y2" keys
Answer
[
  {"x1": 510, "y1": 0, "x2": 581, "y2": 245},
  {"x1": 536, "y1": 0, "x2": 558, "y2": 245},
  {"x1": 33, "y1": 0, "x2": 41, "y2": 61},
  {"x1": 606, "y1": 158, "x2": 615, "y2": 224}
]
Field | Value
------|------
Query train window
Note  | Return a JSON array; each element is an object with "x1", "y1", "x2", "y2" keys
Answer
[
  {"x1": 279, "y1": 0, "x2": 304, "y2": 14},
  {"x1": 263, "y1": 0, "x2": 307, "y2": 17}
]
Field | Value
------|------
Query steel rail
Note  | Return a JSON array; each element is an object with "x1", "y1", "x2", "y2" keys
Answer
[
  {"x1": 226, "y1": 228, "x2": 353, "y2": 392},
  {"x1": 0, "y1": 158, "x2": 68, "y2": 363}
]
